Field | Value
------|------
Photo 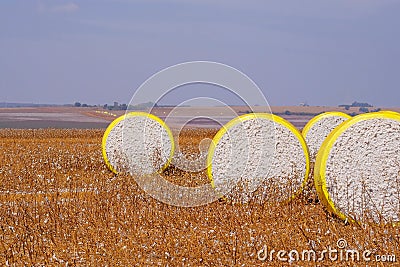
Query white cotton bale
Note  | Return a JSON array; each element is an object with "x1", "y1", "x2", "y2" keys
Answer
[
  {"x1": 102, "y1": 112, "x2": 174, "y2": 175},
  {"x1": 302, "y1": 112, "x2": 351, "y2": 162},
  {"x1": 314, "y1": 112, "x2": 400, "y2": 224},
  {"x1": 207, "y1": 113, "x2": 310, "y2": 203}
]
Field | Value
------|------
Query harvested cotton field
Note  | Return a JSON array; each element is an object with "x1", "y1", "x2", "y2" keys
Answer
[
  {"x1": 302, "y1": 112, "x2": 351, "y2": 161},
  {"x1": 0, "y1": 128, "x2": 399, "y2": 266},
  {"x1": 315, "y1": 112, "x2": 400, "y2": 224}
]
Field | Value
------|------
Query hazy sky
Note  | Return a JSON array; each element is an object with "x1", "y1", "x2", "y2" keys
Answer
[{"x1": 1, "y1": 0, "x2": 400, "y2": 106}]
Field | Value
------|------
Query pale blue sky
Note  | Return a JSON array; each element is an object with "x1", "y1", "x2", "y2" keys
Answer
[{"x1": 1, "y1": 0, "x2": 400, "y2": 106}]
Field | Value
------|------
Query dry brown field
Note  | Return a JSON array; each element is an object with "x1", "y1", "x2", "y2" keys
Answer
[{"x1": 0, "y1": 129, "x2": 398, "y2": 266}]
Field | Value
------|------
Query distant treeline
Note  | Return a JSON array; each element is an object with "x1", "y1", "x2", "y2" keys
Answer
[
  {"x1": 98, "y1": 101, "x2": 154, "y2": 111},
  {"x1": 338, "y1": 101, "x2": 381, "y2": 114},
  {"x1": 101, "y1": 102, "x2": 189, "y2": 110},
  {"x1": 338, "y1": 101, "x2": 373, "y2": 109}
]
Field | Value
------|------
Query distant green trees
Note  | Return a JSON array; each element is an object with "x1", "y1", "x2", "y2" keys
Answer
[
  {"x1": 351, "y1": 101, "x2": 373, "y2": 107},
  {"x1": 74, "y1": 102, "x2": 96, "y2": 108},
  {"x1": 339, "y1": 101, "x2": 381, "y2": 113},
  {"x1": 339, "y1": 101, "x2": 373, "y2": 110},
  {"x1": 73, "y1": 101, "x2": 130, "y2": 110},
  {"x1": 358, "y1": 107, "x2": 381, "y2": 113}
]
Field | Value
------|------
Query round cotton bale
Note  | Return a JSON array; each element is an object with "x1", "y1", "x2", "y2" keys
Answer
[
  {"x1": 302, "y1": 112, "x2": 351, "y2": 162},
  {"x1": 102, "y1": 112, "x2": 174, "y2": 175},
  {"x1": 314, "y1": 112, "x2": 400, "y2": 224},
  {"x1": 207, "y1": 113, "x2": 310, "y2": 204}
]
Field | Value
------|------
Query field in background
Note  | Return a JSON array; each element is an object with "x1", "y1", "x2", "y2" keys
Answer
[
  {"x1": 2, "y1": 105, "x2": 396, "y2": 130},
  {"x1": 0, "y1": 107, "x2": 111, "y2": 129},
  {"x1": 0, "y1": 129, "x2": 398, "y2": 266}
]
